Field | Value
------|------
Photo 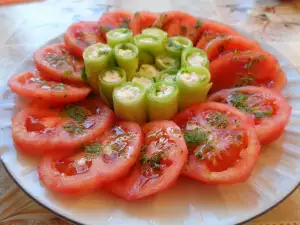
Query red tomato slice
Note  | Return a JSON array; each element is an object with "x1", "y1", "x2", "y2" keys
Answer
[
  {"x1": 173, "y1": 102, "x2": 260, "y2": 184},
  {"x1": 205, "y1": 35, "x2": 261, "y2": 61},
  {"x1": 152, "y1": 11, "x2": 202, "y2": 44},
  {"x1": 196, "y1": 31, "x2": 220, "y2": 49},
  {"x1": 38, "y1": 121, "x2": 143, "y2": 194},
  {"x1": 8, "y1": 71, "x2": 91, "y2": 104},
  {"x1": 98, "y1": 10, "x2": 133, "y2": 40},
  {"x1": 34, "y1": 43, "x2": 85, "y2": 85},
  {"x1": 12, "y1": 99, "x2": 114, "y2": 155},
  {"x1": 272, "y1": 66, "x2": 287, "y2": 91},
  {"x1": 64, "y1": 21, "x2": 105, "y2": 58},
  {"x1": 129, "y1": 11, "x2": 159, "y2": 35},
  {"x1": 196, "y1": 19, "x2": 241, "y2": 49},
  {"x1": 209, "y1": 50, "x2": 283, "y2": 93},
  {"x1": 106, "y1": 120, "x2": 188, "y2": 200},
  {"x1": 208, "y1": 86, "x2": 291, "y2": 145}
]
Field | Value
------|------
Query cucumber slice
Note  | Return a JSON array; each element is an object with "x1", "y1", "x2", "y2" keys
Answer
[
  {"x1": 159, "y1": 68, "x2": 178, "y2": 84},
  {"x1": 83, "y1": 43, "x2": 113, "y2": 94},
  {"x1": 182, "y1": 47, "x2": 209, "y2": 68},
  {"x1": 134, "y1": 34, "x2": 165, "y2": 55},
  {"x1": 164, "y1": 36, "x2": 193, "y2": 58},
  {"x1": 139, "y1": 50, "x2": 154, "y2": 66},
  {"x1": 177, "y1": 66, "x2": 212, "y2": 109},
  {"x1": 99, "y1": 67, "x2": 127, "y2": 105},
  {"x1": 132, "y1": 76, "x2": 154, "y2": 90},
  {"x1": 155, "y1": 54, "x2": 180, "y2": 70},
  {"x1": 113, "y1": 82, "x2": 147, "y2": 124},
  {"x1": 138, "y1": 64, "x2": 160, "y2": 82},
  {"x1": 106, "y1": 28, "x2": 133, "y2": 47},
  {"x1": 114, "y1": 43, "x2": 139, "y2": 80},
  {"x1": 147, "y1": 81, "x2": 179, "y2": 120},
  {"x1": 142, "y1": 28, "x2": 168, "y2": 40}
]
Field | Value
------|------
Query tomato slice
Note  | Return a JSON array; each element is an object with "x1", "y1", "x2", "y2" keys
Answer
[
  {"x1": 152, "y1": 11, "x2": 202, "y2": 44},
  {"x1": 12, "y1": 99, "x2": 114, "y2": 154},
  {"x1": 8, "y1": 71, "x2": 91, "y2": 104},
  {"x1": 129, "y1": 11, "x2": 159, "y2": 35},
  {"x1": 196, "y1": 19, "x2": 241, "y2": 49},
  {"x1": 106, "y1": 120, "x2": 188, "y2": 200},
  {"x1": 209, "y1": 50, "x2": 283, "y2": 93},
  {"x1": 205, "y1": 35, "x2": 261, "y2": 61},
  {"x1": 272, "y1": 66, "x2": 287, "y2": 91},
  {"x1": 98, "y1": 10, "x2": 133, "y2": 40},
  {"x1": 34, "y1": 43, "x2": 85, "y2": 85},
  {"x1": 208, "y1": 86, "x2": 291, "y2": 145},
  {"x1": 173, "y1": 102, "x2": 260, "y2": 184},
  {"x1": 38, "y1": 121, "x2": 142, "y2": 194},
  {"x1": 64, "y1": 21, "x2": 105, "y2": 57}
]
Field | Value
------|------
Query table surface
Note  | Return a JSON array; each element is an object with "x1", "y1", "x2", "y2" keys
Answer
[{"x1": 0, "y1": 0, "x2": 300, "y2": 224}]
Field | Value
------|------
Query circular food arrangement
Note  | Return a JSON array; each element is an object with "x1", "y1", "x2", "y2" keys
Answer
[{"x1": 8, "y1": 9, "x2": 291, "y2": 203}]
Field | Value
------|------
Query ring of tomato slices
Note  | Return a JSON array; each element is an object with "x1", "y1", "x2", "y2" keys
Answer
[
  {"x1": 106, "y1": 120, "x2": 188, "y2": 200},
  {"x1": 34, "y1": 43, "x2": 85, "y2": 85},
  {"x1": 64, "y1": 21, "x2": 105, "y2": 57},
  {"x1": 38, "y1": 121, "x2": 143, "y2": 194},
  {"x1": 12, "y1": 99, "x2": 114, "y2": 154},
  {"x1": 172, "y1": 102, "x2": 260, "y2": 184},
  {"x1": 8, "y1": 71, "x2": 91, "y2": 104},
  {"x1": 208, "y1": 86, "x2": 292, "y2": 145}
]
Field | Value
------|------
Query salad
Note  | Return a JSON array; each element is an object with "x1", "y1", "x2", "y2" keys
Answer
[{"x1": 8, "y1": 10, "x2": 291, "y2": 200}]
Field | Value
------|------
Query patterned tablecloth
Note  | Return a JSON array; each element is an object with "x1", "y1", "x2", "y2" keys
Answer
[{"x1": 0, "y1": 0, "x2": 300, "y2": 224}]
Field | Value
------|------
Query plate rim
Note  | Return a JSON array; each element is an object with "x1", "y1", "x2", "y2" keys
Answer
[
  {"x1": 1, "y1": 19, "x2": 300, "y2": 225},
  {"x1": 1, "y1": 159, "x2": 299, "y2": 225}
]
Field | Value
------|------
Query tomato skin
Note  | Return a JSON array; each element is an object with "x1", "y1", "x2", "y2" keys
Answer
[
  {"x1": 38, "y1": 121, "x2": 143, "y2": 194},
  {"x1": 208, "y1": 86, "x2": 292, "y2": 145},
  {"x1": 209, "y1": 50, "x2": 280, "y2": 93},
  {"x1": 106, "y1": 120, "x2": 188, "y2": 200},
  {"x1": 64, "y1": 21, "x2": 105, "y2": 57},
  {"x1": 12, "y1": 99, "x2": 114, "y2": 155},
  {"x1": 34, "y1": 43, "x2": 85, "y2": 85},
  {"x1": 8, "y1": 71, "x2": 91, "y2": 104},
  {"x1": 173, "y1": 102, "x2": 260, "y2": 184}
]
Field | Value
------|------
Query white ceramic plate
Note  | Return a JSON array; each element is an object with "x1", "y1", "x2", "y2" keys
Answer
[{"x1": 1, "y1": 13, "x2": 300, "y2": 225}]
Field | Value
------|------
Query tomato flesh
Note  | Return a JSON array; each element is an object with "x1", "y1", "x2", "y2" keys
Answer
[
  {"x1": 196, "y1": 20, "x2": 241, "y2": 49},
  {"x1": 173, "y1": 102, "x2": 260, "y2": 184},
  {"x1": 34, "y1": 43, "x2": 85, "y2": 85},
  {"x1": 152, "y1": 11, "x2": 202, "y2": 44},
  {"x1": 12, "y1": 99, "x2": 114, "y2": 154},
  {"x1": 106, "y1": 120, "x2": 188, "y2": 200},
  {"x1": 203, "y1": 129, "x2": 247, "y2": 171},
  {"x1": 129, "y1": 11, "x2": 159, "y2": 35},
  {"x1": 98, "y1": 10, "x2": 133, "y2": 40},
  {"x1": 38, "y1": 121, "x2": 143, "y2": 194},
  {"x1": 8, "y1": 71, "x2": 91, "y2": 104},
  {"x1": 208, "y1": 86, "x2": 291, "y2": 145},
  {"x1": 205, "y1": 35, "x2": 261, "y2": 61},
  {"x1": 209, "y1": 50, "x2": 281, "y2": 93},
  {"x1": 64, "y1": 21, "x2": 104, "y2": 57},
  {"x1": 55, "y1": 158, "x2": 93, "y2": 176}
]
